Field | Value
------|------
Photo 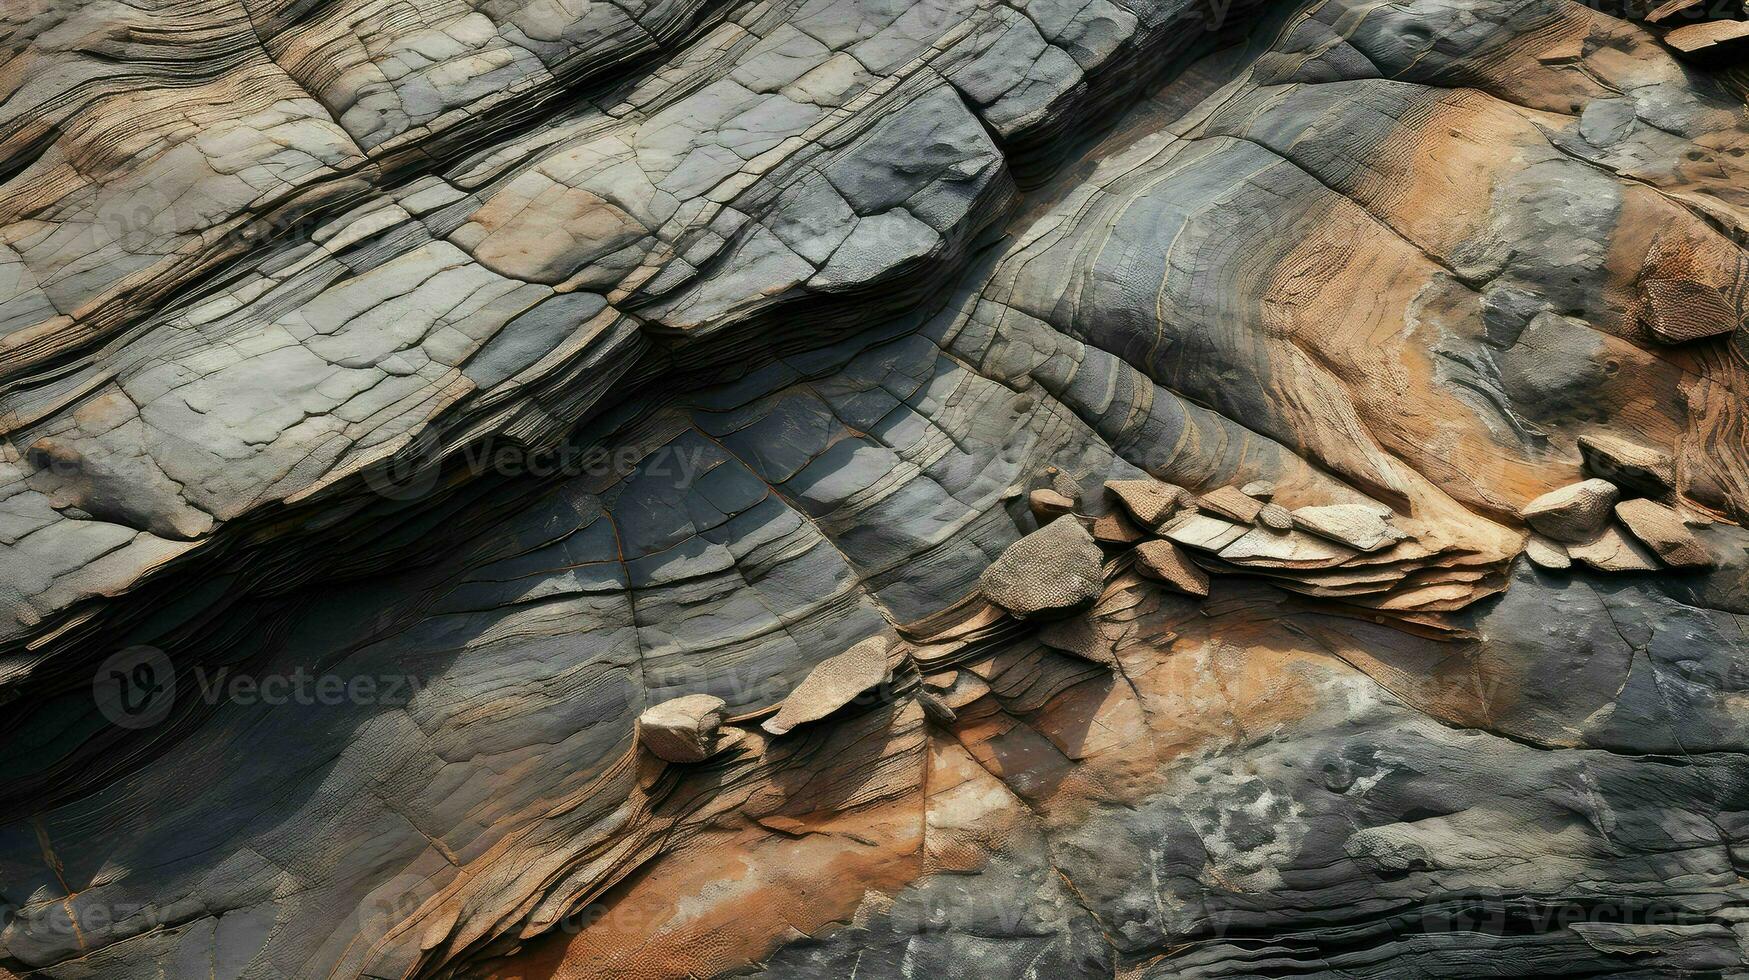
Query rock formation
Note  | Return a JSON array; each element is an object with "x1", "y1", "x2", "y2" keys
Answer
[{"x1": 4, "y1": 0, "x2": 1749, "y2": 976}]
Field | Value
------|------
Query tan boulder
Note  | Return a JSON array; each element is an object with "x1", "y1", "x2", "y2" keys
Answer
[
  {"x1": 979, "y1": 516, "x2": 1105, "y2": 617},
  {"x1": 1521, "y1": 479, "x2": 1618, "y2": 543},
  {"x1": 638, "y1": 694, "x2": 728, "y2": 763},
  {"x1": 1615, "y1": 498, "x2": 1714, "y2": 568},
  {"x1": 1104, "y1": 478, "x2": 1184, "y2": 530},
  {"x1": 763, "y1": 636, "x2": 892, "y2": 736}
]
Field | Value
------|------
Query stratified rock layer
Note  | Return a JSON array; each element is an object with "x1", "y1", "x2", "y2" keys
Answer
[{"x1": 3, "y1": 0, "x2": 1749, "y2": 977}]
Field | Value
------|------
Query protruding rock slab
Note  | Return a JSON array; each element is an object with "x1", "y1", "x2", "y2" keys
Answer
[
  {"x1": 1091, "y1": 510, "x2": 1146, "y2": 545},
  {"x1": 1133, "y1": 540, "x2": 1211, "y2": 597},
  {"x1": 1257, "y1": 502, "x2": 1293, "y2": 532},
  {"x1": 1198, "y1": 486, "x2": 1264, "y2": 524},
  {"x1": 1644, "y1": 0, "x2": 1705, "y2": 23},
  {"x1": 1522, "y1": 479, "x2": 1619, "y2": 542},
  {"x1": 1038, "y1": 615, "x2": 1118, "y2": 665},
  {"x1": 1104, "y1": 478, "x2": 1183, "y2": 530},
  {"x1": 638, "y1": 694, "x2": 728, "y2": 763},
  {"x1": 1615, "y1": 499, "x2": 1714, "y2": 568},
  {"x1": 1569, "y1": 525, "x2": 1662, "y2": 573},
  {"x1": 1241, "y1": 480, "x2": 1276, "y2": 501},
  {"x1": 1665, "y1": 20, "x2": 1749, "y2": 64},
  {"x1": 1525, "y1": 535, "x2": 1572, "y2": 571},
  {"x1": 763, "y1": 637, "x2": 891, "y2": 736},
  {"x1": 1220, "y1": 528, "x2": 1351, "y2": 565},
  {"x1": 1163, "y1": 513, "x2": 1250, "y2": 552},
  {"x1": 979, "y1": 516, "x2": 1105, "y2": 617},
  {"x1": 1578, "y1": 434, "x2": 1675, "y2": 498},
  {"x1": 1291, "y1": 504, "x2": 1405, "y2": 552},
  {"x1": 1029, "y1": 488, "x2": 1076, "y2": 522}
]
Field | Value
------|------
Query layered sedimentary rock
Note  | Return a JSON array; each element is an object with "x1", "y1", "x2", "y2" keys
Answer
[{"x1": 4, "y1": 0, "x2": 1749, "y2": 977}]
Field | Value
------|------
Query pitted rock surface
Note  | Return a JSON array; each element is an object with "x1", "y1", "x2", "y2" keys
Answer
[{"x1": 978, "y1": 515, "x2": 1106, "y2": 618}]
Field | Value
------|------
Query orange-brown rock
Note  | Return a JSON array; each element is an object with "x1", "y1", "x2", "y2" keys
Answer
[{"x1": 1132, "y1": 540, "x2": 1212, "y2": 597}]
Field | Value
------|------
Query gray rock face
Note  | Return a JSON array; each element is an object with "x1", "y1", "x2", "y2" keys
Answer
[{"x1": 4, "y1": 0, "x2": 1749, "y2": 977}]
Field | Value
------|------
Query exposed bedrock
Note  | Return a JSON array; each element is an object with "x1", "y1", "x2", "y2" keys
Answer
[{"x1": 3, "y1": 0, "x2": 1749, "y2": 976}]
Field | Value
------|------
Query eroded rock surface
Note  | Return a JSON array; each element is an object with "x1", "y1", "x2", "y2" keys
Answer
[{"x1": 4, "y1": 0, "x2": 1749, "y2": 977}]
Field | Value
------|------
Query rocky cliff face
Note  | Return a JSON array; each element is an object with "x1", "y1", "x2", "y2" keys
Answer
[{"x1": 3, "y1": 0, "x2": 1749, "y2": 976}]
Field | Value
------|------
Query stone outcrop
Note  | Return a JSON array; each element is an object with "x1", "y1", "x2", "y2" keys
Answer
[
  {"x1": 1616, "y1": 498, "x2": 1716, "y2": 568},
  {"x1": 1522, "y1": 479, "x2": 1621, "y2": 542},
  {"x1": 639, "y1": 694, "x2": 729, "y2": 763},
  {"x1": 763, "y1": 636, "x2": 892, "y2": 736},
  {"x1": 1132, "y1": 540, "x2": 1211, "y2": 597},
  {"x1": 5, "y1": 0, "x2": 1749, "y2": 977},
  {"x1": 978, "y1": 516, "x2": 1106, "y2": 618},
  {"x1": 1105, "y1": 478, "x2": 1185, "y2": 530},
  {"x1": 1578, "y1": 434, "x2": 1678, "y2": 498}
]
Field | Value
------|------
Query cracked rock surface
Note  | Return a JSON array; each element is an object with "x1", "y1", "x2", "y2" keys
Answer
[{"x1": 3, "y1": 0, "x2": 1749, "y2": 976}]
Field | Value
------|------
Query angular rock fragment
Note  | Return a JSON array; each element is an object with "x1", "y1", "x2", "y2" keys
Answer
[
  {"x1": 1615, "y1": 499, "x2": 1714, "y2": 568},
  {"x1": 979, "y1": 516, "x2": 1105, "y2": 617},
  {"x1": 1569, "y1": 525, "x2": 1662, "y2": 573},
  {"x1": 1524, "y1": 535, "x2": 1572, "y2": 571},
  {"x1": 1241, "y1": 480, "x2": 1276, "y2": 501},
  {"x1": 1291, "y1": 504, "x2": 1406, "y2": 552},
  {"x1": 1163, "y1": 513, "x2": 1251, "y2": 552},
  {"x1": 923, "y1": 670, "x2": 991, "y2": 712},
  {"x1": 763, "y1": 637, "x2": 892, "y2": 736},
  {"x1": 638, "y1": 694, "x2": 728, "y2": 763},
  {"x1": 1104, "y1": 478, "x2": 1184, "y2": 530},
  {"x1": 1029, "y1": 488, "x2": 1076, "y2": 522},
  {"x1": 1091, "y1": 510, "x2": 1146, "y2": 545},
  {"x1": 1038, "y1": 615, "x2": 1118, "y2": 665},
  {"x1": 1578, "y1": 434, "x2": 1677, "y2": 498},
  {"x1": 1257, "y1": 502, "x2": 1294, "y2": 532},
  {"x1": 916, "y1": 688, "x2": 957, "y2": 724},
  {"x1": 1046, "y1": 467, "x2": 1081, "y2": 501},
  {"x1": 1521, "y1": 479, "x2": 1619, "y2": 542},
  {"x1": 1132, "y1": 540, "x2": 1211, "y2": 597},
  {"x1": 1197, "y1": 486, "x2": 1264, "y2": 524},
  {"x1": 1664, "y1": 20, "x2": 1749, "y2": 63}
]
